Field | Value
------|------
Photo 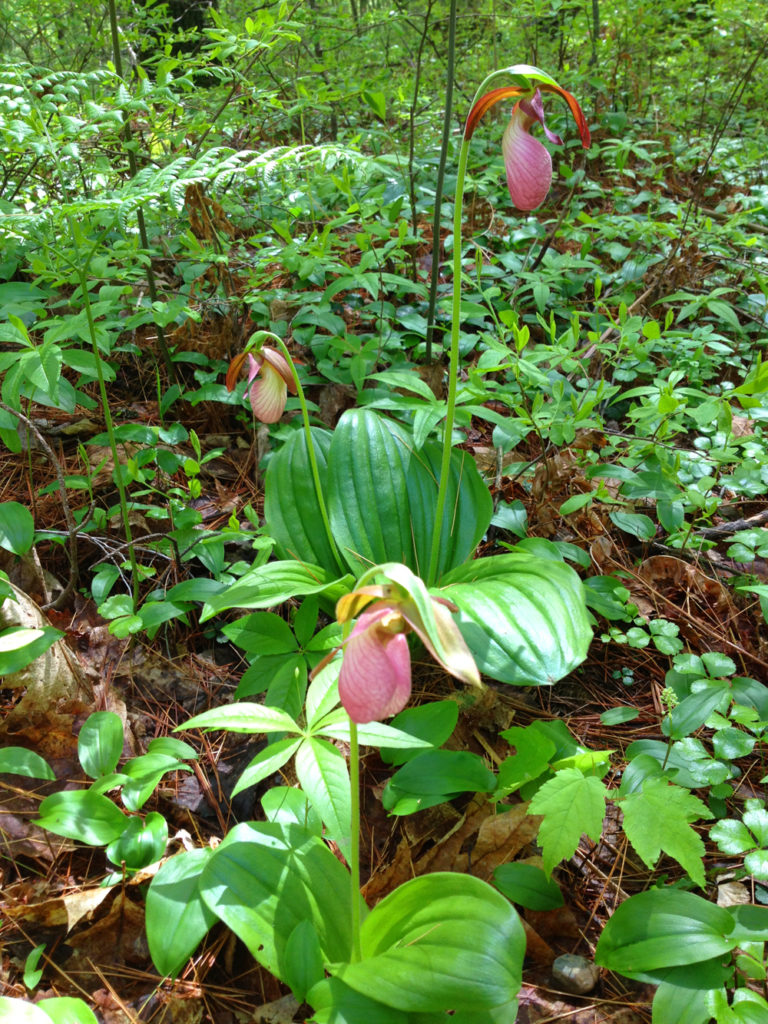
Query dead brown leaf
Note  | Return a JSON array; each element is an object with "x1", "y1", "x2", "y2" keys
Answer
[
  {"x1": 4, "y1": 885, "x2": 111, "y2": 932},
  {"x1": 521, "y1": 919, "x2": 557, "y2": 967},
  {"x1": 362, "y1": 837, "x2": 414, "y2": 902},
  {"x1": 637, "y1": 554, "x2": 734, "y2": 617},
  {"x1": 468, "y1": 805, "x2": 542, "y2": 881},
  {"x1": 64, "y1": 893, "x2": 149, "y2": 969}
]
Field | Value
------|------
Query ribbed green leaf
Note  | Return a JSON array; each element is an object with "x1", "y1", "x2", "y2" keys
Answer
[
  {"x1": 438, "y1": 552, "x2": 591, "y2": 685},
  {"x1": 405, "y1": 440, "x2": 492, "y2": 580},
  {"x1": 331, "y1": 873, "x2": 524, "y2": 1012},
  {"x1": 595, "y1": 889, "x2": 736, "y2": 973},
  {"x1": 327, "y1": 410, "x2": 491, "y2": 578},
  {"x1": 263, "y1": 427, "x2": 342, "y2": 574},
  {"x1": 328, "y1": 409, "x2": 415, "y2": 573}
]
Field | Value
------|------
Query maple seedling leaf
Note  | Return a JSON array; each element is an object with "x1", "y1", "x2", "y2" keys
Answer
[
  {"x1": 528, "y1": 768, "x2": 607, "y2": 875},
  {"x1": 619, "y1": 778, "x2": 710, "y2": 889}
]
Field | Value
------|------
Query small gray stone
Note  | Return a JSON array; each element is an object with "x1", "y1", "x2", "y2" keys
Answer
[{"x1": 551, "y1": 953, "x2": 601, "y2": 994}]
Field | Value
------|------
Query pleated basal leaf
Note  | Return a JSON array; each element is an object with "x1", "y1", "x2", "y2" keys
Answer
[
  {"x1": 438, "y1": 551, "x2": 591, "y2": 685},
  {"x1": 329, "y1": 873, "x2": 525, "y2": 1013},
  {"x1": 263, "y1": 426, "x2": 343, "y2": 574},
  {"x1": 327, "y1": 410, "x2": 491, "y2": 578}
]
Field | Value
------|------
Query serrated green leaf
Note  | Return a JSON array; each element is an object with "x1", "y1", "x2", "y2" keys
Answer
[
  {"x1": 710, "y1": 818, "x2": 755, "y2": 855},
  {"x1": 496, "y1": 725, "x2": 556, "y2": 795},
  {"x1": 528, "y1": 769, "x2": 607, "y2": 874},
  {"x1": 619, "y1": 779, "x2": 709, "y2": 888},
  {"x1": 743, "y1": 808, "x2": 768, "y2": 847},
  {"x1": 711, "y1": 725, "x2": 755, "y2": 760},
  {"x1": 744, "y1": 849, "x2": 768, "y2": 879}
]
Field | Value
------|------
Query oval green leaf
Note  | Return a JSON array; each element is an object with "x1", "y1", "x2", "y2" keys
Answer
[
  {"x1": 0, "y1": 501, "x2": 34, "y2": 555},
  {"x1": 146, "y1": 848, "x2": 217, "y2": 977},
  {"x1": 199, "y1": 821, "x2": 358, "y2": 982},
  {"x1": 493, "y1": 863, "x2": 565, "y2": 911},
  {"x1": 78, "y1": 711, "x2": 124, "y2": 779},
  {"x1": 439, "y1": 552, "x2": 591, "y2": 685},
  {"x1": 595, "y1": 889, "x2": 736, "y2": 973},
  {"x1": 0, "y1": 746, "x2": 55, "y2": 779},
  {"x1": 36, "y1": 791, "x2": 127, "y2": 846},
  {"x1": 332, "y1": 873, "x2": 525, "y2": 1013}
]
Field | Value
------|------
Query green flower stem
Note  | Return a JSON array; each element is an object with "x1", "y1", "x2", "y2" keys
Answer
[
  {"x1": 348, "y1": 716, "x2": 363, "y2": 963},
  {"x1": 427, "y1": 133, "x2": 470, "y2": 586},
  {"x1": 254, "y1": 332, "x2": 343, "y2": 574},
  {"x1": 427, "y1": 68, "x2": 532, "y2": 586}
]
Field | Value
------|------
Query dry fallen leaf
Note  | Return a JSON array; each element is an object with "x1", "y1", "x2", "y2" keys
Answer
[
  {"x1": 4, "y1": 885, "x2": 112, "y2": 932},
  {"x1": 64, "y1": 893, "x2": 149, "y2": 969}
]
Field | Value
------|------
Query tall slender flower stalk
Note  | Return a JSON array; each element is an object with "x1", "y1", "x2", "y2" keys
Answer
[{"x1": 426, "y1": 66, "x2": 590, "y2": 585}]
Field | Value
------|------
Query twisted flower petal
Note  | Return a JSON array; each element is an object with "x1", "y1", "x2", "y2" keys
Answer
[{"x1": 338, "y1": 605, "x2": 412, "y2": 724}]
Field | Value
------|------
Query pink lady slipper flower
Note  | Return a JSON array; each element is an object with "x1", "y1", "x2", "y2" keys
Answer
[
  {"x1": 226, "y1": 345, "x2": 297, "y2": 423},
  {"x1": 465, "y1": 73, "x2": 591, "y2": 211},
  {"x1": 333, "y1": 580, "x2": 480, "y2": 724}
]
